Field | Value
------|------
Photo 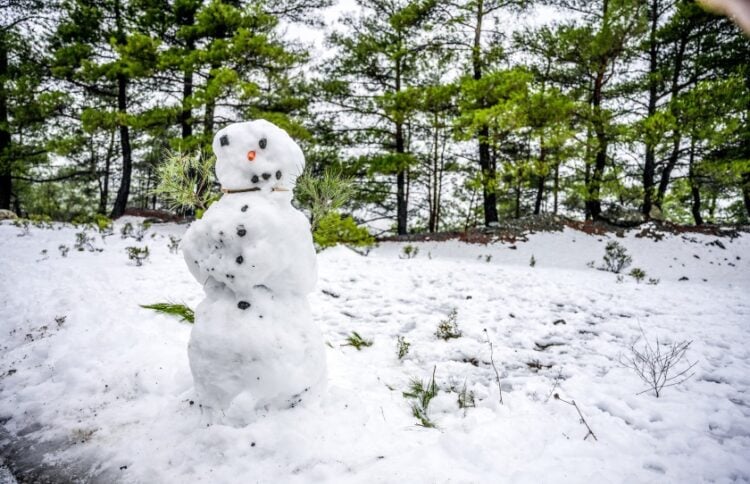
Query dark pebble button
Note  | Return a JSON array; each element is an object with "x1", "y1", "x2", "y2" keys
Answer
[{"x1": 237, "y1": 301, "x2": 250, "y2": 310}]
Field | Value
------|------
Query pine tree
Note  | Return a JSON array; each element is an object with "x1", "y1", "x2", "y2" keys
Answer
[
  {"x1": 0, "y1": 0, "x2": 67, "y2": 213},
  {"x1": 324, "y1": 0, "x2": 441, "y2": 235},
  {"x1": 445, "y1": 0, "x2": 524, "y2": 226},
  {"x1": 551, "y1": 0, "x2": 646, "y2": 221},
  {"x1": 51, "y1": 0, "x2": 161, "y2": 218}
]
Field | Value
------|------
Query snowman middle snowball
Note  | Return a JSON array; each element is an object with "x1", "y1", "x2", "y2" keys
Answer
[{"x1": 181, "y1": 120, "x2": 326, "y2": 421}]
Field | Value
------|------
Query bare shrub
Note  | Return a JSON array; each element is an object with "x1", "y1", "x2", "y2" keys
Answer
[{"x1": 620, "y1": 329, "x2": 697, "y2": 398}]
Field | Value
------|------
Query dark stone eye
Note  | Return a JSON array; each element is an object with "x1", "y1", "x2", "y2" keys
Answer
[
  {"x1": 259, "y1": 137, "x2": 267, "y2": 149},
  {"x1": 220, "y1": 135, "x2": 229, "y2": 146},
  {"x1": 275, "y1": 170, "x2": 282, "y2": 180}
]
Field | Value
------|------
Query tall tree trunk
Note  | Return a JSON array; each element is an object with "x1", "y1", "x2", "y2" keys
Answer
[
  {"x1": 743, "y1": 72, "x2": 750, "y2": 219},
  {"x1": 0, "y1": 34, "x2": 11, "y2": 210},
  {"x1": 654, "y1": 21, "x2": 688, "y2": 210},
  {"x1": 642, "y1": 0, "x2": 659, "y2": 218},
  {"x1": 181, "y1": 69, "x2": 193, "y2": 140},
  {"x1": 99, "y1": 129, "x2": 115, "y2": 213},
  {"x1": 110, "y1": 0, "x2": 132, "y2": 219},
  {"x1": 472, "y1": 0, "x2": 498, "y2": 226},
  {"x1": 395, "y1": 122, "x2": 407, "y2": 235},
  {"x1": 436, "y1": 134, "x2": 445, "y2": 231},
  {"x1": 203, "y1": 62, "x2": 220, "y2": 146},
  {"x1": 655, "y1": 131, "x2": 681, "y2": 209},
  {"x1": 687, "y1": 138, "x2": 703, "y2": 225},
  {"x1": 708, "y1": 192, "x2": 717, "y2": 222},
  {"x1": 586, "y1": 0, "x2": 614, "y2": 222},
  {"x1": 553, "y1": 162, "x2": 560, "y2": 214},
  {"x1": 587, "y1": 66, "x2": 607, "y2": 221},
  {"x1": 428, "y1": 118, "x2": 438, "y2": 233},
  {"x1": 533, "y1": 147, "x2": 546, "y2": 215},
  {"x1": 178, "y1": 5, "x2": 195, "y2": 141},
  {"x1": 533, "y1": 175, "x2": 545, "y2": 215},
  {"x1": 394, "y1": 58, "x2": 407, "y2": 235},
  {"x1": 742, "y1": 172, "x2": 750, "y2": 220}
]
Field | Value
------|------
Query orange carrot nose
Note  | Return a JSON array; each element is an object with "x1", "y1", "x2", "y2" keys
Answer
[{"x1": 247, "y1": 150, "x2": 256, "y2": 162}]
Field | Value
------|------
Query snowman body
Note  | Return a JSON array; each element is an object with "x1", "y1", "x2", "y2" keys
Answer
[{"x1": 181, "y1": 120, "x2": 325, "y2": 418}]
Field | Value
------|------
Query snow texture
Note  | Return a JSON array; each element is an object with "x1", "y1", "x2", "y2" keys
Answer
[
  {"x1": 1, "y1": 219, "x2": 749, "y2": 483},
  {"x1": 181, "y1": 120, "x2": 324, "y2": 419}
]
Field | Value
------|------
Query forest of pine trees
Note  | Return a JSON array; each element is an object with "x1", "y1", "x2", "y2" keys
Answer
[{"x1": 1, "y1": 0, "x2": 749, "y2": 234}]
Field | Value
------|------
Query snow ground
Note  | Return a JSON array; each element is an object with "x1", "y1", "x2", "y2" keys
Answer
[{"x1": 1, "y1": 219, "x2": 749, "y2": 483}]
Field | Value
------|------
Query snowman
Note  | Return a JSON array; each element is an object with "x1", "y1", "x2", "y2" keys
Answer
[{"x1": 180, "y1": 119, "x2": 326, "y2": 422}]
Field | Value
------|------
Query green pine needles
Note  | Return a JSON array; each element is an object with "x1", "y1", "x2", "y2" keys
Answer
[
  {"x1": 295, "y1": 167, "x2": 355, "y2": 231},
  {"x1": 141, "y1": 302, "x2": 195, "y2": 324},
  {"x1": 342, "y1": 331, "x2": 373, "y2": 350},
  {"x1": 152, "y1": 150, "x2": 218, "y2": 215},
  {"x1": 296, "y1": 167, "x2": 374, "y2": 250},
  {"x1": 403, "y1": 366, "x2": 439, "y2": 428}
]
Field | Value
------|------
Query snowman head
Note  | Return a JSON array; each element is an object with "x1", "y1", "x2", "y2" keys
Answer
[{"x1": 212, "y1": 120, "x2": 305, "y2": 192}]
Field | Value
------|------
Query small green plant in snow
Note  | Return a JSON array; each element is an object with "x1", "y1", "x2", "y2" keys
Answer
[
  {"x1": 400, "y1": 244, "x2": 418, "y2": 259},
  {"x1": 74, "y1": 232, "x2": 96, "y2": 252},
  {"x1": 396, "y1": 335, "x2": 411, "y2": 360},
  {"x1": 403, "y1": 366, "x2": 439, "y2": 428},
  {"x1": 436, "y1": 309, "x2": 462, "y2": 340},
  {"x1": 457, "y1": 381, "x2": 476, "y2": 411},
  {"x1": 629, "y1": 267, "x2": 646, "y2": 283},
  {"x1": 126, "y1": 246, "x2": 150, "y2": 266},
  {"x1": 342, "y1": 331, "x2": 373, "y2": 350},
  {"x1": 601, "y1": 241, "x2": 632, "y2": 273},
  {"x1": 141, "y1": 302, "x2": 194, "y2": 323}
]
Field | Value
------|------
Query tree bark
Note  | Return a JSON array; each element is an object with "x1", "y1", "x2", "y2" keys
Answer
[
  {"x1": 181, "y1": 68, "x2": 193, "y2": 140},
  {"x1": 428, "y1": 116, "x2": 439, "y2": 232},
  {"x1": 472, "y1": 0, "x2": 498, "y2": 226},
  {"x1": 394, "y1": 56, "x2": 407, "y2": 235},
  {"x1": 687, "y1": 138, "x2": 702, "y2": 225},
  {"x1": 533, "y1": 147, "x2": 546, "y2": 215},
  {"x1": 110, "y1": 0, "x2": 132, "y2": 218},
  {"x1": 395, "y1": 121, "x2": 407, "y2": 235},
  {"x1": 553, "y1": 162, "x2": 560, "y2": 214},
  {"x1": 642, "y1": 0, "x2": 659, "y2": 218},
  {"x1": 741, "y1": 172, "x2": 750, "y2": 220},
  {"x1": 99, "y1": 129, "x2": 115, "y2": 214},
  {"x1": 586, "y1": 65, "x2": 607, "y2": 221},
  {"x1": 586, "y1": 0, "x2": 615, "y2": 221},
  {"x1": 0, "y1": 34, "x2": 11, "y2": 210},
  {"x1": 654, "y1": 20, "x2": 688, "y2": 210},
  {"x1": 178, "y1": 5, "x2": 195, "y2": 141}
]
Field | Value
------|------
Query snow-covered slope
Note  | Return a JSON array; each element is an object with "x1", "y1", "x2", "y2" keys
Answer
[{"x1": 1, "y1": 220, "x2": 749, "y2": 483}]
